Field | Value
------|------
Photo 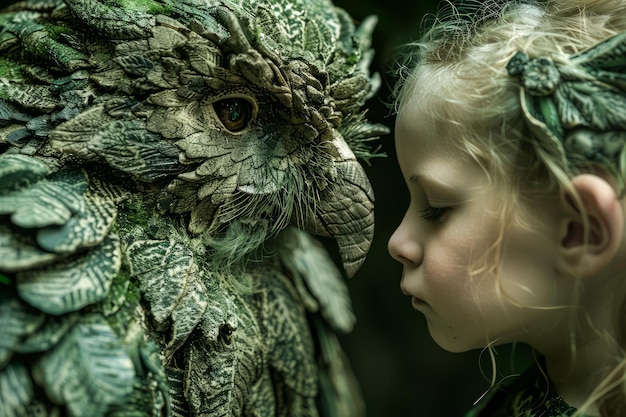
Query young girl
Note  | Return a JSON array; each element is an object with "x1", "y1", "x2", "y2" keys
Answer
[{"x1": 387, "y1": 0, "x2": 626, "y2": 415}]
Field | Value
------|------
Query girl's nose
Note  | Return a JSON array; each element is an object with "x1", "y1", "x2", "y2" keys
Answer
[{"x1": 388, "y1": 215, "x2": 422, "y2": 267}]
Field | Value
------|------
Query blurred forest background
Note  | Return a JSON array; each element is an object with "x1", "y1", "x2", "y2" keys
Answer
[
  {"x1": 330, "y1": 1, "x2": 489, "y2": 416},
  {"x1": 0, "y1": 0, "x2": 535, "y2": 416}
]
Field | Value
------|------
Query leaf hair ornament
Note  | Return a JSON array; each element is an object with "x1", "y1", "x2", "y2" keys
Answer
[{"x1": 506, "y1": 31, "x2": 626, "y2": 194}]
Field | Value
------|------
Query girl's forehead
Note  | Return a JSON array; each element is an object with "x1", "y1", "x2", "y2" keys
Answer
[
  {"x1": 395, "y1": 99, "x2": 460, "y2": 155},
  {"x1": 396, "y1": 77, "x2": 463, "y2": 134},
  {"x1": 395, "y1": 125, "x2": 474, "y2": 181},
  {"x1": 395, "y1": 96, "x2": 437, "y2": 138}
]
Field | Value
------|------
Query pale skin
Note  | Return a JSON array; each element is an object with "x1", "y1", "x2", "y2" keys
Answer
[{"x1": 388, "y1": 93, "x2": 626, "y2": 414}]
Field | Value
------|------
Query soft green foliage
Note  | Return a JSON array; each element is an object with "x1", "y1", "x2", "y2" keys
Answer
[
  {"x1": 0, "y1": 57, "x2": 21, "y2": 81},
  {"x1": 0, "y1": 0, "x2": 387, "y2": 415},
  {"x1": 114, "y1": 0, "x2": 173, "y2": 15},
  {"x1": 508, "y1": 33, "x2": 626, "y2": 195}
]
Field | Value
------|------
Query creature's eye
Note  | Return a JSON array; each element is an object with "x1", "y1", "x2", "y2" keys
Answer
[{"x1": 213, "y1": 97, "x2": 253, "y2": 132}]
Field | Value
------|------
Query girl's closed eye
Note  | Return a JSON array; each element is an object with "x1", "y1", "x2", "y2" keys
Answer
[{"x1": 419, "y1": 205, "x2": 450, "y2": 222}]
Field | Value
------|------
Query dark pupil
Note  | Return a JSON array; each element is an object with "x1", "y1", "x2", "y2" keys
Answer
[
  {"x1": 226, "y1": 101, "x2": 240, "y2": 121},
  {"x1": 214, "y1": 98, "x2": 252, "y2": 132}
]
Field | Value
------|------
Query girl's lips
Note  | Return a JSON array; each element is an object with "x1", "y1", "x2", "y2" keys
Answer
[
  {"x1": 411, "y1": 296, "x2": 428, "y2": 309},
  {"x1": 401, "y1": 282, "x2": 428, "y2": 308}
]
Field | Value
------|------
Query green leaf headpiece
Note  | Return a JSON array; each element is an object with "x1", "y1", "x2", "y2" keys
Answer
[{"x1": 507, "y1": 32, "x2": 626, "y2": 195}]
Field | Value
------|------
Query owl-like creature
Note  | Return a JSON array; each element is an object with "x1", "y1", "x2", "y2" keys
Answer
[{"x1": 0, "y1": 0, "x2": 388, "y2": 416}]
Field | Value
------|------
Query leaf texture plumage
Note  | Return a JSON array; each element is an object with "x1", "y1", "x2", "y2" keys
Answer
[{"x1": 0, "y1": 0, "x2": 388, "y2": 415}]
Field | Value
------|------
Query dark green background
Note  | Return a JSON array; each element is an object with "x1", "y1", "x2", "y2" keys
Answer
[{"x1": 330, "y1": 1, "x2": 490, "y2": 416}]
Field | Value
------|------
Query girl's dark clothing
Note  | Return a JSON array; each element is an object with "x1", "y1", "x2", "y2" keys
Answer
[{"x1": 466, "y1": 360, "x2": 579, "y2": 417}]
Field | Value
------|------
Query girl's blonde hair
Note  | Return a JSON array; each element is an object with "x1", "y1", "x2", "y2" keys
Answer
[{"x1": 392, "y1": 0, "x2": 626, "y2": 415}]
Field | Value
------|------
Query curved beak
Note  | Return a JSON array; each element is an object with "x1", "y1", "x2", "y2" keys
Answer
[{"x1": 304, "y1": 155, "x2": 375, "y2": 278}]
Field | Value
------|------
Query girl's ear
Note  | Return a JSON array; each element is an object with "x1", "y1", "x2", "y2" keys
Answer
[{"x1": 556, "y1": 174, "x2": 624, "y2": 279}]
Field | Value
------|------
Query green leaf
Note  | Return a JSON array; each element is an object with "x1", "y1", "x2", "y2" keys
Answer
[
  {"x1": 36, "y1": 189, "x2": 117, "y2": 254},
  {"x1": 33, "y1": 319, "x2": 136, "y2": 417},
  {"x1": 17, "y1": 233, "x2": 121, "y2": 315},
  {"x1": 262, "y1": 270, "x2": 317, "y2": 397},
  {"x1": 0, "y1": 154, "x2": 51, "y2": 195},
  {"x1": 16, "y1": 314, "x2": 79, "y2": 354},
  {"x1": 277, "y1": 227, "x2": 355, "y2": 332},
  {"x1": 0, "y1": 223, "x2": 59, "y2": 273},
  {"x1": 0, "y1": 296, "x2": 45, "y2": 367},
  {"x1": 0, "y1": 362, "x2": 34, "y2": 417},
  {"x1": 126, "y1": 239, "x2": 192, "y2": 325},
  {"x1": 0, "y1": 181, "x2": 81, "y2": 229}
]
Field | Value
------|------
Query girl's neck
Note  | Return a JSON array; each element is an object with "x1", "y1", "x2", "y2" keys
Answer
[
  {"x1": 539, "y1": 279, "x2": 625, "y2": 416},
  {"x1": 544, "y1": 337, "x2": 615, "y2": 415}
]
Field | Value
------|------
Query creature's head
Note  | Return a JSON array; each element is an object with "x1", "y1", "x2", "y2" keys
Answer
[{"x1": 1, "y1": 0, "x2": 388, "y2": 276}]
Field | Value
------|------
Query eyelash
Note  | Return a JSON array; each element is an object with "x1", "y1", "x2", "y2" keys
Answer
[{"x1": 419, "y1": 206, "x2": 449, "y2": 222}]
